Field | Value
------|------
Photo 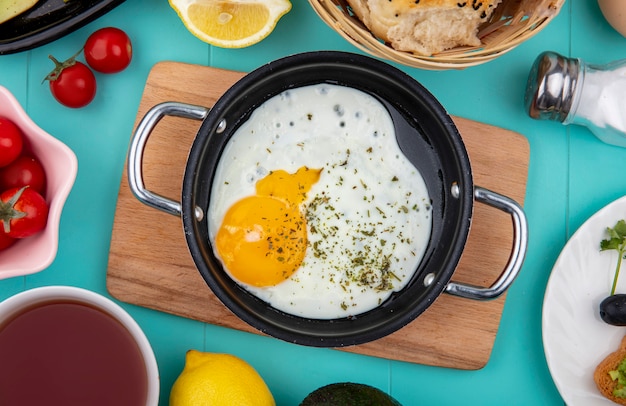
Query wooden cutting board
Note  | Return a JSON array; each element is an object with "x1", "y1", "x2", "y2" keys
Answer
[{"x1": 106, "y1": 61, "x2": 530, "y2": 370}]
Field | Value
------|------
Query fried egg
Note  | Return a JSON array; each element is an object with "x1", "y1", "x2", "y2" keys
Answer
[{"x1": 208, "y1": 83, "x2": 432, "y2": 319}]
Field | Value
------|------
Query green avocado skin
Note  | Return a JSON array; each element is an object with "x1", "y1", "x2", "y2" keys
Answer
[{"x1": 299, "y1": 382, "x2": 402, "y2": 406}]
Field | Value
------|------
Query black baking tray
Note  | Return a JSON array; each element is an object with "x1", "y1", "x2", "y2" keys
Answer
[{"x1": 0, "y1": 0, "x2": 125, "y2": 55}]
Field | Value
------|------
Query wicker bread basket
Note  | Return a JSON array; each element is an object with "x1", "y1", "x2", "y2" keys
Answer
[{"x1": 308, "y1": 0, "x2": 565, "y2": 70}]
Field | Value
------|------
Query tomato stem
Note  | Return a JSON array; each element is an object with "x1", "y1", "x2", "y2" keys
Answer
[
  {"x1": 43, "y1": 47, "x2": 84, "y2": 83},
  {"x1": 0, "y1": 186, "x2": 28, "y2": 233}
]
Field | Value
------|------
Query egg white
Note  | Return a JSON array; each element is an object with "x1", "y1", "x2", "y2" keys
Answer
[{"x1": 208, "y1": 83, "x2": 432, "y2": 319}]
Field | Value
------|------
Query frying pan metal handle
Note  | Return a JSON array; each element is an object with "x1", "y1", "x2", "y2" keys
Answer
[
  {"x1": 128, "y1": 101, "x2": 209, "y2": 217},
  {"x1": 444, "y1": 186, "x2": 528, "y2": 300}
]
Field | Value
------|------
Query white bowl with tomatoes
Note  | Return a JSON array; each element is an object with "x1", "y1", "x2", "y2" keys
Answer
[{"x1": 0, "y1": 86, "x2": 77, "y2": 279}]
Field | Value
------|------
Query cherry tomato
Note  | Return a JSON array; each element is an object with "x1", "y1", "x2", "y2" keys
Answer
[
  {"x1": 84, "y1": 27, "x2": 132, "y2": 74},
  {"x1": 0, "y1": 229, "x2": 15, "y2": 251},
  {"x1": 0, "y1": 186, "x2": 49, "y2": 239},
  {"x1": 46, "y1": 55, "x2": 96, "y2": 108},
  {"x1": 0, "y1": 117, "x2": 23, "y2": 167},
  {"x1": 0, "y1": 155, "x2": 46, "y2": 194}
]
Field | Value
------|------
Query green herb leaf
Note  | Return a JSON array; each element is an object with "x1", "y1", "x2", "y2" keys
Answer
[
  {"x1": 600, "y1": 220, "x2": 626, "y2": 295},
  {"x1": 601, "y1": 236, "x2": 622, "y2": 251},
  {"x1": 615, "y1": 220, "x2": 626, "y2": 239}
]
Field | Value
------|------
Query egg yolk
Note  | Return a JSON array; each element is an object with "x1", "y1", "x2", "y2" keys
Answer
[{"x1": 216, "y1": 166, "x2": 321, "y2": 287}]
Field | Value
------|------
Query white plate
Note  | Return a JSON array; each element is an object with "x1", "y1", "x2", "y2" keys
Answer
[{"x1": 543, "y1": 195, "x2": 626, "y2": 405}]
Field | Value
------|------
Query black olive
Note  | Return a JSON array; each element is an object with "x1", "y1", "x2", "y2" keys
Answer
[{"x1": 600, "y1": 294, "x2": 626, "y2": 326}]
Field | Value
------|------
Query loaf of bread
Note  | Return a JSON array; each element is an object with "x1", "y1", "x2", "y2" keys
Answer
[
  {"x1": 345, "y1": 0, "x2": 503, "y2": 56},
  {"x1": 595, "y1": 335, "x2": 626, "y2": 405},
  {"x1": 0, "y1": 0, "x2": 39, "y2": 25}
]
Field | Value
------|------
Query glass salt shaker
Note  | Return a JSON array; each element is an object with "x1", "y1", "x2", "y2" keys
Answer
[{"x1": 524, "y1": 51, "x2": 626, "y2": 148}]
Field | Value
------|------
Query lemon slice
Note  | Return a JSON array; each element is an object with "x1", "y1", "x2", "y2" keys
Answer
[{"x1": 169, "y1": 0, "x2": 292, "y2": 48}]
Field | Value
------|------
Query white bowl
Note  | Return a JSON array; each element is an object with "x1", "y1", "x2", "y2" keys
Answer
[
  {"x1": 0, "y1": 86, "x2": 77, "y2": 279},
  {"x1": 0, "y1": 286, "x2": 160, "y2": 405}
]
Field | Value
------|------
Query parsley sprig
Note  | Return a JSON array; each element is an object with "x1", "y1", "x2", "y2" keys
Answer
[{"x1": 600, "y1": 219, "x2": 626, "y2": 296}]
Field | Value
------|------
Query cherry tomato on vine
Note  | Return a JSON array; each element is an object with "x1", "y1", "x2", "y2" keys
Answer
[
  {"x1": 84, "y1": 27, "x2": 132, "y2": 74},
  {"x1": 45, "y1": 55, "x2": 96, "y2": 108},
  {"x1": 0, "y1": 117, "x2": 23, "y2": 167},
  {"x1": 0, "y1": 186, "x2": 49, "y2": 239},
  {"x1": 0, "y1": 155, "x2": 46, "y2": 194}
]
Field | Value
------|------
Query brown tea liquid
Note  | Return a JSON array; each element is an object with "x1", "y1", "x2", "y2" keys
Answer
[{"x1": 0, "y1": 300, "x2": 149, "y2": 405}]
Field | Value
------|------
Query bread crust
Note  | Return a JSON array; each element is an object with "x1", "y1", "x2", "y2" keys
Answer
[
  {"x1": 346, "y1": 0, "x2": 502, "y2": 56},
  {"x1": 0, "y1": 0, "x2": 39, "y2": 25},
  {"x1": 595, "y1": 335, "x2": 626, "y2": 405}
]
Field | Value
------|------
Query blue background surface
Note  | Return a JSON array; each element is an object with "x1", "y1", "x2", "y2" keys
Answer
[{"x1": 1, "y1": 0, "x2": 626, "y2": 404}]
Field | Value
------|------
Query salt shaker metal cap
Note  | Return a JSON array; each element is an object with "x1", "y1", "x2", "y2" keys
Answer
[{"x1": 524, "y1": 51, "x2": 581, "y2": 122}]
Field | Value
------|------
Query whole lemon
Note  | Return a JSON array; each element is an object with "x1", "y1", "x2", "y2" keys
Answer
[{"x1": 169, "y1": 350, "x2": 275, "y2": 406}]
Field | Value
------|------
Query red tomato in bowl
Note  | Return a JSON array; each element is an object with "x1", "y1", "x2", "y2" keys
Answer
[
  {"x1": 0, "y1": 187, "x2": 48, "y2": 239},
  {"x1": 0, "y1": 117, "x2": 23, "y2": 167},
  {"x1": 0, "y1": 155, "x2": 46, "y2": 194},
  {"x1": 0, "y1": 229, "x2": 16, "y2": 251},
  {"x1": 84, "y1": 27, "x2": 132, "y2": 74}
]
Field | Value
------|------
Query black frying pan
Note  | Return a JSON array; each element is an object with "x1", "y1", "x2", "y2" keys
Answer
[{"x1": 128, "y1": 51, "x2": 527, "y2": 347}]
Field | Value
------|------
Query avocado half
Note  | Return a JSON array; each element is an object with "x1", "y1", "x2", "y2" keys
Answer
[{"x1": 300, "y1": 382, "x2": 402, "y2": 406}]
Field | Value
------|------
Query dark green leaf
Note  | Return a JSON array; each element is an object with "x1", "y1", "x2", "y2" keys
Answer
[{"x1": 601, "y1": 237, "x2": 622, "y2": 251}]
